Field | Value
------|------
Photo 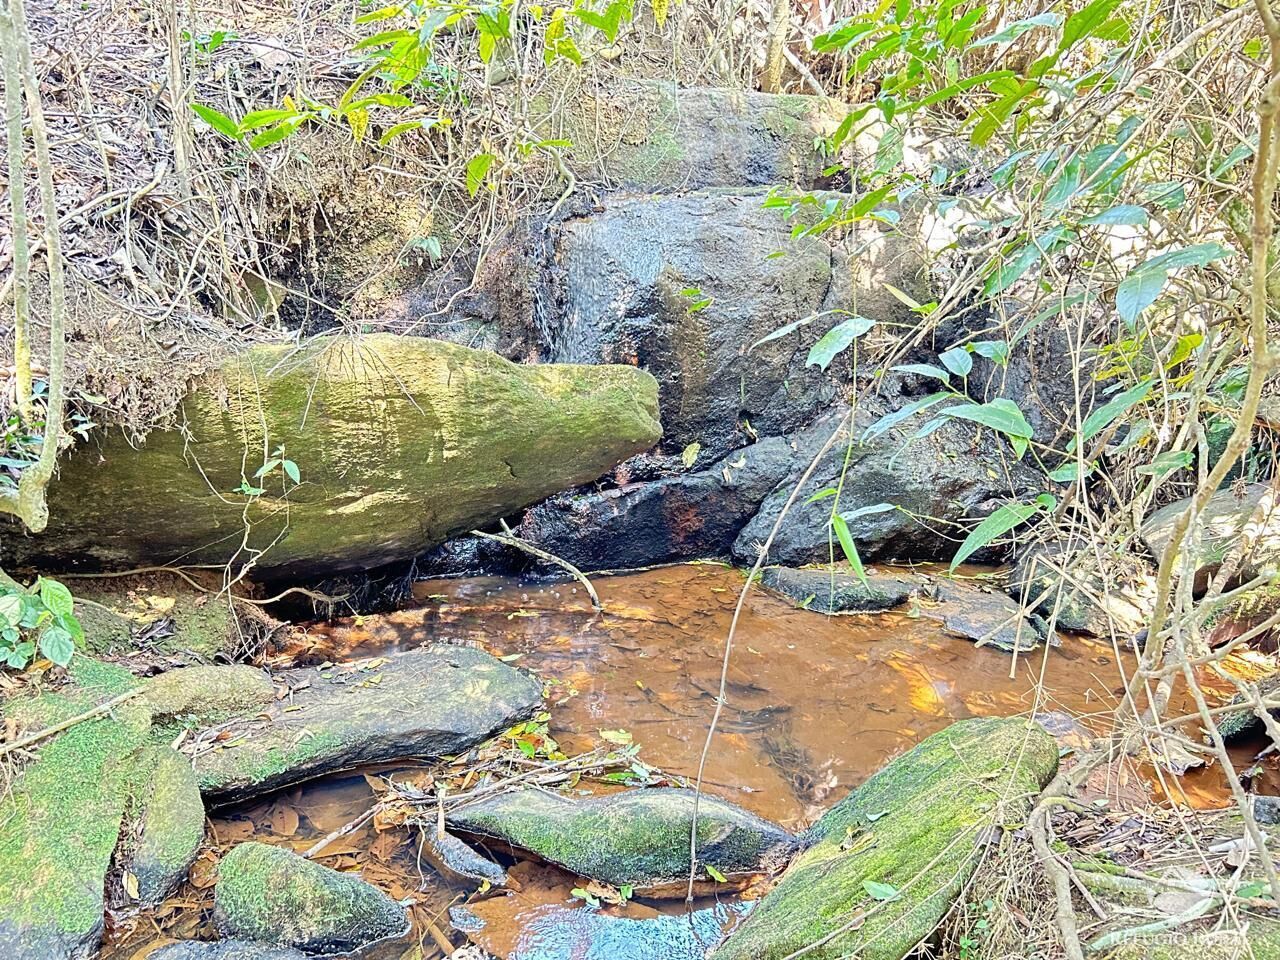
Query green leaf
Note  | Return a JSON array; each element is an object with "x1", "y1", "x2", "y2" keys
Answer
[
  {"x1": 237, "y1": 108, "x2": 299, "y2": 131},
  {"x1": 1135, "y1": 450, "x2": 1193, "y2": 478},
  {"x1": 969, "y1": 340, "x2": 1010, "y2": 366},
  {"x1": 1081, "y1": 204, "x2": 1148, "y2": 226},
  {"x1": 863, "y1": 392, "x2": 954, "y2": 442},
  {"x1": 355, "y1": 5, "x2": 406, "y2": 24},
  {"x1": 681, "y1": 442, "x2": 701, "y2": 469},
  {"x1": 378, "y1": 120, "x2": 424, "y2": 145},
  {"x1": 806, "y1": 487, "x2": 838, "y2": 504},
  {"x1": 939, "y1": 347, "x2": 972, "y2": 377},
  {"x1": 951, "y1": 501, "x2": 1041, "y2": 570},
  {"x1": 941, "y1": 399, "x2": 1034, "y2": 444},
  {"x1": 38, "y1": 578, "x2": 75, "y2": 618},
  {"x1": 0, "y1": 594, "x2": 22, "y2": 628},
  {"x1": 1138, "y1": 180, "x2": 1186, "y2": 210},
  {"x1": 807, "y1": 316, "x2": 876, "y2": 370},
  {"x1": 706, "y1": 864, "x2": 728, "y2": 883},
  {"x1": 982, "y1": 227, "x2": 1074, "y2": 296},
  {"x1": 39, "y1": 625, "x2": 75, "y2": 667},
  {"x1": 1116, "y1": 243, "x2": 1232, "y2": 326},
  {"x1": 282, "y1": 460, "x2": 301, "y2": 484},
  {"x1": 249, "y1": 119, "x2": 304, "y2": 149},
  {"x1": 973, "y1": 13, "x2": 1062, "y2": 48},
  {"x1": 1070, "y1": 379, "x2": 1153, "y2": 452},
  {"x1": 191, "y1": 103, "x2": 241, "y2": 139},
  {"x1": 862, "y1": 879, "x2": 901, "y2": 901},
  {"x1": 254, "y1": 458, "x2": 281, "y2": 479},
  {"x1": 466, "y1": 152, "x2": 496, "y2": 197},
  {"x1": 831, "y1": 514, "x2": 868, "y2": 586},
  {"x1": 892, "y1": 363, "x2": 950, "y2": 385},
  {"x1": 841, "y1": 503, "x2": 895, "y2": 521},
  {"x1": 749, "y1": 314, "x2": 820, "y2": 351}
]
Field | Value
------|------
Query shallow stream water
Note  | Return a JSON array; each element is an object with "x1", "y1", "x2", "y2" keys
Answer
[{"x1": 105, "y1": 563, "x2": 1266, "y2": 960}]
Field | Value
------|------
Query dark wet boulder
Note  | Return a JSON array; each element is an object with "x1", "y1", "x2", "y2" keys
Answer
[
  {"x1": 1142, "y1": 483, "x2": 1280, "y2": 593},
  {"x1": 445, "y1": 787, "x2": 796, "y2": 896},
  {"x1": 214, "y1": 842, "x2": 408, "y2": 954},
  {"x1": 147, "y1": 940, "x2": 308, "y2": 960},
  {"x1": 733, "y1": 406, "x2": 1041, "y2": 567},
  {"x1": 927, "y1": 579, "x2": 1049, "y2": 653},
  {"x1": 714, "y1": 717, "x2": 1059, "y2": 960},
  {"x1": 759, "y1": 566, "x2": 921, "y2": 613},
  {"x1": 194, "y1": 646, "x2": 543, "y2": 804},
  {"x1": 490, "y1": 191, "x2": 927, "y2": 462},
  {"x1": 2, "y1": 335, "x2": 660, "y2": 579},
  {"x1": 0, "y1": 660, "x2": 150, "y2": 960},
  {"x1": 119, "y1": 746, "x2": 206, "y2": 907}
]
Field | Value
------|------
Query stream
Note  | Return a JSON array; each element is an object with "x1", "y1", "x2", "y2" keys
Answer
[{"x1": 102, "y1": 563, "x2": 1263, "y2": 960}]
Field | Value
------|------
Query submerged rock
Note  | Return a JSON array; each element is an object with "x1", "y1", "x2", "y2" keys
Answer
[
  {"x1": 2, "y1": 335, "x2": 660, "y2": 579},
  {"x1": 445, "y1": 787, "x2": 796, "y2": 896},
  {"x1": 121, "y1": 745, "x2": 206, "y2": 907},
  {"x1": 0, "y1": 660, "x2": 150, "y2": 960},
  {"x1": 760, "y1": 566, "x2": 920, "y2": 614},
  {"x1": 147, "y1": 942, "x2": 309, "y2": 960},
  {"x1": 714, "y1": 717, "x2": 1059, "y2": 960},
  {"x1": 1142, "y1": 483, "x2": 1280, "y2": 592},
  {"x1": 928, "y1": 580, "x2": 1049, "y2": 653},
  {"x1": 1217, "y1": 674, "x2": 1279, "y2": 742},
  {"x1": 214, "y1": 842, "x2": 408, "y2": 954},
  {"x1": 194, "y1": 646, "x2": 542, "y2": 804}
]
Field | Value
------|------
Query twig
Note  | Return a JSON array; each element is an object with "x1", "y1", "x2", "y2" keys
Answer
[
  {"x1": 470, "y1": 526, "x2": 602, "y2": 612},
  {"x1": 0, "y1": 687, "x2": 145, "y2": 759},
  {"x1": 302, "y1": 801, "x2": 382, "y2": 859}
]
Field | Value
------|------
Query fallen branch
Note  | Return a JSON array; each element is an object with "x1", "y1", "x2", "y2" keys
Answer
[
  {"x1": 470, "y1": 526, "x2": 602, "y2": 612},
  {"x1": 0, "y1": 687, "x2": 145, "y2": 759}
]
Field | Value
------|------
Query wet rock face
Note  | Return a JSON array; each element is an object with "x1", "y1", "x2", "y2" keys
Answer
[
  {"x1": 1008, "y1": 542, "x2": 1150, "y2": 638},
  {"x1": 714, "y1": 717, "x2": 1059, "y2": 960},
  {"x1": 214, "y1": 842, "x2": 409, "y2": 955},
  {"x1": 445, "y1": 787, "x2": 797, "y2": 896},
  {"x1": 119, "y1": 746, "x2": 206, "y2": 908},
  {"x1": 1142, "y1": 482, "x2": 1280, "y2": 592},
  {"x1": 194, "y1": 645, "x2": 543, "y2": 804},
  {"x1": 928, "y1": 580, "x2": 1049, "y2": 653},
  {"x1": 1, "y1": 334, "x2": 660, "y2": 579}
]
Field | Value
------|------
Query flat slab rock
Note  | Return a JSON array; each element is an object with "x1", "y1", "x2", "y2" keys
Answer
[
  {"x1": 194, "y1": 645, "x2": 543, "y2": 804},
  {"x1": 760, "y1": 566, "x2": 922, "y2": 614},
  {"x1": 928, "y1": 580, "x2": 1051, "y2": 653}
]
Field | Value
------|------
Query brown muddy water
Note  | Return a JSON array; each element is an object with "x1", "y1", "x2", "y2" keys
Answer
[{"x1": 104, "y1": 563, "x2": 1271, "y2": 960}]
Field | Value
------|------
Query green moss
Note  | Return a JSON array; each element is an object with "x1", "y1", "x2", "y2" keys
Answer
[
  {"x1": 0, "y1": 691, "x2": 150, "y2": 936},
  {"x1": 1104, "y1": 918, "x2": 1280, "y2": 959},
  {"x1": 127, "y1": 746, "x2": 205, "y2": 905},
  {"x1": 73, "y1": 577, "x2": 237, "y2": 660},
  {"x1": 196, "y1": 729, "x2": 345, "y2": 795},
  {"x1": 715, "y1": 717, "x2": 1059, "y2": 960},
  {"x1": 447, "y1": 787, "x2": 793, "y2": 888},
  {"x1": 214, "y1": 842, "x2": 407, "y2": 953},
  {"x1": 145, "y1": 664, "x2": 274, "y2": 726}
]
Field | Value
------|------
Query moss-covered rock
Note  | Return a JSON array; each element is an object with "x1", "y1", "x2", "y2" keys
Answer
[
  {"x1": 145, "y1": 664, "x2": 275, "y2": 727},
  {"x1": 1103, "y1": 918, "x2": 1280, "y2": 959},
  {"x1": 194, "y1": 645, "x2": 543, "y2": 804},
  {"x1": 0, "y1": 660, "x2": 151, "y2": 960},
  {"x1": 214, "y1": 842, "x2": 408, "y2": 954},
  {"x1": 446, "y1": 787, "x2": 796, "y2": 896},
  {"x1": 3, "y1": 335, "x2": 661, "y2": 579},
  {"x1": 121, "y1": 745, "x2": 206, "y2": 907},
  {"x1": 714, "y1": 717, "x2": 1059, "y2": 960},
  {"x1": 71, "y1": 573, "x2": 239, "y2": 661}
]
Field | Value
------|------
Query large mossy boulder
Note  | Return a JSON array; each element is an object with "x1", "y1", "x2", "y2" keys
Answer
[
  {"x1": 119, "y1": 745, "x2": 206, "y2": 907},
  {"x1": 194, "y1": 646, "x2": 543, "y2": 804},
  {"x1": 214, "y1": 842, "x2": 408, "y2": 954},
  {"x1": 0, "y1": 660, "x2": 150, "y2": 960},
  {"x1": 2, "y1": 335, "x2": 660, "y2": 578},
  {"x1": 714, "y1": 717, "x2": 1059, "y2": 960},
  {"x1": 446, "y1": 787, "x2": 796, "y2": 896}
]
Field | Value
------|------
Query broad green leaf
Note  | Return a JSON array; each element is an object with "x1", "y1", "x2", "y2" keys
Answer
[
  {"x1": 982, "y1": 227, "x2": 1074, "y2": 296},
  {"x1": 951, "y1": 501, "x2": 1040, "y2": 570},
  {"x1": 863, "y1": 392, "x2": 953, "y2": 441},
  {"x1": 249, "y1": 119, "x2": 304, "y2": 149},
  {"x1": 1211, "y1": 142, "x2": 1255, "y2": 178},
  {"x1": 38, "y1": 578, "x2": 75, "y2": 618},
  {"x1": 1082, "y1": 205, "x2": 1148, "y2": 227},
  {"x1": 1135, "y1": 449, "x2": 1193, "y2": 478},
  {"x1": 832, "y1": 514, "x2": 868, "y2": 586},
  {"x1": 806, "y1": 487, "x2": 838, "y2": 504},
  {"x1": 750, "y1": 314, "x2": 819, "y2": 350},
  {"x1": 806, "y1": 316, "x2": 876, "y2": 370},
  {"x1": 1138, "y1": 180, "x2": 1186, "y2": 210},
  {"x1": 681, "y1": 442, "x2": 701, "y2": 468},
  {"x1": 1073, "y1": 380, "x2": 1154, "y2": 449},
  {"x1": 706, "y1": 864, "x2": 728, "y2": 883},
  {"x1": 0, "y1": 594, "x2": 22, "y2": 628},
  {"x1": 466, "y1": 152, "x2": 496, "y2": 197},
  {"x1": 282, "y1": 460, "x2": 301, "y2": 484},
  {"x1": 862, "y1": 879, "x2": 901, "y2": 901},
  {"x1": 191, "y1": 103, "x2": 240, "y2": 139},
  {"x1": 1115, "y1": 244, "x2": 1232, "y2": 327},
  {"x1": 939, "y1": 347, "x2": 972, "y2": 377},
  {"x1": 378, "y1": 120, "x2": 424, "y2": 145},
  {"x1": 39, "y1": 625, "x2": 75, "y2": 667},
  {"x1": 970, "y1": 340, "x2": 1010, "y2": 366},
  {"x1": 237, "y1": 108, "x2": 299, "y2": 130},
  {"x1": 942, "y1": 398, "x2": 1033, "y2": 445},
  {"x1": 892, "y1": 363, "x2": 950, "y2": 385}
]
